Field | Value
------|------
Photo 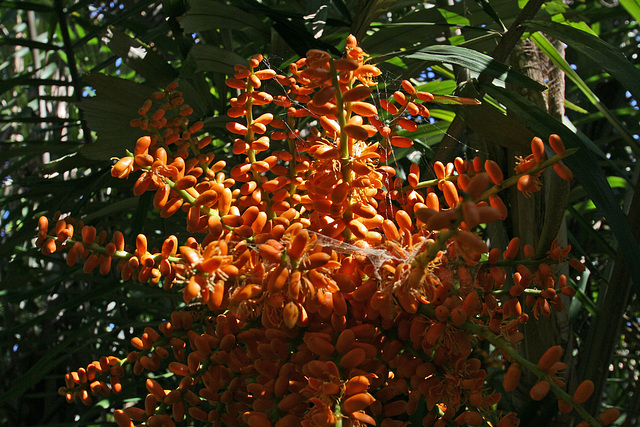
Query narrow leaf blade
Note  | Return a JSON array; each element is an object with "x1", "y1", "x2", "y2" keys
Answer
[
  {"x1": 402, "y1": 45, "x2": 547, "y2": 91},
  {"x1": 525, "y1": 20, "x2": 640, "y2": 101}
]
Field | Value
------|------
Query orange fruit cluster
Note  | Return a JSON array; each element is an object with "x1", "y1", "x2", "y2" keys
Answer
[{"x1": 37, "y1": 35, "x2": 617, "y2": 426}]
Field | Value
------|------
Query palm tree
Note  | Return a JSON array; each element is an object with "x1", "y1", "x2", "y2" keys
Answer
[{"x1": 1, "y1": 0, "x2": 638, "y2": 425}]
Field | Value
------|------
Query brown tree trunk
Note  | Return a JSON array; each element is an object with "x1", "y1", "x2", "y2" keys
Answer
[{"x1": 506, "y1": 37, "x2": 574, "y2": 426}]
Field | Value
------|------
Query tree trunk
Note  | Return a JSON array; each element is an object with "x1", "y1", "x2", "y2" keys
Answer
[{"x1": 506, "y1": 37, "x2": 574, "y2": 426}]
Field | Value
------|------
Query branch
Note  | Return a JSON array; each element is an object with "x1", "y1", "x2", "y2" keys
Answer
[{"x1": 418, "y1": 304, "x2": 603, "y2": 427}]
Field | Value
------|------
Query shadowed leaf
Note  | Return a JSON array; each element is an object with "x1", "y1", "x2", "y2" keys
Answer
[
  {"x1": 101, "y1": 26, "x2": 178, "y2": 88},
  {"x1": 483, "y1": 82, "x2": 640, "y2": 299}
]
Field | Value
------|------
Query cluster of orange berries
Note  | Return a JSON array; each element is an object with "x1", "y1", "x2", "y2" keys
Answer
[{"x1": 37, "y1": 35, "x2": 620, "y2": 426}]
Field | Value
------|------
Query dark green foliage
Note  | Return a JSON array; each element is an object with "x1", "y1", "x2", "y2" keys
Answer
[{"x1": 1, "y1": 0, "x2": 638, "y2": 425}]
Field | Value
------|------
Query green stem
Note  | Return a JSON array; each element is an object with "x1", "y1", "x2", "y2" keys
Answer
[
  {"x1": 47, "y1": 235, "x2": 182, "y2": 264},
  {"x1": 413, "y1": 229, "x2": 457, "y2": 267},
  {"x1": 330, "y1": 61, "x2": 349, "y2": 164},
  {"x1": 477, "y1": 148, "x2": 578, "y2": 201},
  {"x1": 490, "y1": 288, "x2": 542, "y2": 297},
  {"x1": 286, "y1": 116, "x2": 299, "y2": 196},
  {"x1": 404, "y1": 148, "x2": 577, "y2": 196},
  {"x1": 329, "y1": 60, "x2": 355, "y2": 241},
  {"x1": 417, "y1": 305, "x2": 603, "y2": 427},
  {"x1": 244, "y1": 71, "x2": 274, "y2": 218}
]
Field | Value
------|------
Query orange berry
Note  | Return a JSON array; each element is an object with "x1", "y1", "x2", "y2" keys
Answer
[
  {"x1": 558, "y1": 399, "x2": 573, "y2": 414},
  {"x1": 225, "y1": 78, "x2": 246, "y2": 89},
  {"x1": 425, "y1": 322, "x2": 445, "y2": 345},
  {"x1": 340, "y1": 347, "x2": 367, "y2": 369},
  {"x1": 267, "y1": 265, "x2": 289, "y2": 292},
  {"x1": 401, "y1": 79, "x2": 416, "y2": 95},
  {"x1": 549, "y1": 134, "x2": 565, "y2": 155},
  {"x1": 42, "y1": 238, "x2": 57, "y2": 255},
  {"x1": 462, "y1": 291, "x2": 482, "y2": 316},
  {"x1": 38, "y1": 215, "x2": 49, "y2": 233},
  {"x1": 351, "y1": 101, "x2": 378, "y2": 117},
  {"x1": 344, "y1": 124, "x2": 369, "y2": 140},
  {"x1": 537, "y1": 345, "x2": 562, "y2": 373},
  {"x1": 259, "y1": 243, "x2": 282, "y2": 264},
  {"x1": 517, "y1": 174, "x2": 540, "y2": 193},
  {"x1": 553, "y1": 162, "x2": 573, "y2": 181},
  {"x1": 288, "y1": 229, "x2": 309, "y2": 261},
  {"x1": 134, "y1": 236, "x2": 149, "y2": 259},
  {"x1": 254, "y1": 69, "x2": 276, "y2": 80},
  {"x1": 252, "y1": 91, "x2": 273, "y2": 104},
  {"x1": 442, "y1": 180, "x2": 459, "y2": 208},
  {"x1": 81, "y1": 226, "x2": 97, "y2": 245},
  {"x1": 596, "y1": 407, "x2": 620, "y2": 426},
  {"x1": 451, "y1": 306, "x2": 468, "y2": 327},
  {"x1": 503, "y1": 237, "x2": 520, "y2": 260},
  {"x1": 344, "y1": 376, "x2": 370, "y2": 396},
  {"x1": 226, "y1": 122, "x2": 248, "y2": 135},
  {"x1": 188, "y1": 407, "x2": 208, "y2": 422},
  {"x1": 489, "y1": 195, "x2": 508, "y2": 219},
  {"x1": 465, "y1": 172, "x2": 491, "y2": 200},
  {"x1": 465, "y1": 411, "x2": 484, "y2": 426},
  {"x1": 529, "y1": 380, "x2": 551, "y2": 401},
  {"x1": 398, "y1": 117, "x2": 418, "y2": 131},
  {"x1": 572, "y1": 380, "x2": 594, "y2": 404},
  {"x1": 432, "y1": 161, "x2": 446, "y2": 180},
  {"x1": 305, "y1": 335, "x2": 335, "y2": 357},
  {"x1": 503, "y1": 363, "x2": 521, "y2": 392},
  {"x1": 393, "y1": 90, "x2": 407, "y2": 105},
  {"x1": 146, "y1": 379, "x2": 166, "y2": 401},
  {"x1": 312, "y1": 86, "x2": 336, "y2": 107},
  {"x1": 390, "y1": 135, "x2": 413, "y2": 148},
  {"x1": 283, "y1": 302, "x2": 299, "y2": 329},
  {"x1": 348, "y1": 219, "x2": 368, "y2": 239},
  {"x1": 395, "y1": 209, "x2": 413, "y2": 231},
  {"x1": 484, "y1": 160, "x2": 504, "y2": 185},
  {"x1": 531, "y1": 136, "x2": 546, "y2": 163},
  {"x1": 336, "y1": 328, "x2": 356, "y2": 354},
  {"x1": 342, "y1": 392, "x2": 375, "y2": 414},
  {"x1": 168, "y1": 362, "x2": 189, "y2": 376},
  {"x1": 434, "y1": 305, "x2": 450, "y2": 322},
  {"x1": 112, "y1": 156, "x2": 134, "y2": 179},
  {"x1": 113, "y1": 409, "x2": 133, "y2": 427},
  {"x1": 417, "y1": 91, "x2": 434, "y2": 102},
  {"x1": 343, "y1": 85, "x2": 373, "y2": 102},
  {"x1": 83, "y1": 254, "x2": 100, "y2": 274}
]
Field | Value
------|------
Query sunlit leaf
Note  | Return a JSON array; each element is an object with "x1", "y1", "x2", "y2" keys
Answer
[
  {"x1": 402, "y1": 45, "x2": 547, "y2": 90},
  {"x1": 620, "y1": 0, "x2": 640, "y2": 23},
  {"x1": 431, "y1": 94, "x2": 481, "y2": 105}
]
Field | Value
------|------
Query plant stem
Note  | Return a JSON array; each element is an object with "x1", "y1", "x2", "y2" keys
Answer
[{"x1": 417, "y1": 304, "x2": 603, "y2": 427}]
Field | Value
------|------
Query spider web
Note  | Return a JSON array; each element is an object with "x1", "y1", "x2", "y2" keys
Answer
[{"x1": 253, "y1": 56, "x2": 468, "y2": 271}]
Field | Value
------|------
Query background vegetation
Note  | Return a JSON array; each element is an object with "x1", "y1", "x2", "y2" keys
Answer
[{"x1": 1, "y1": 0, "x2": 638, "y2": 425}]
